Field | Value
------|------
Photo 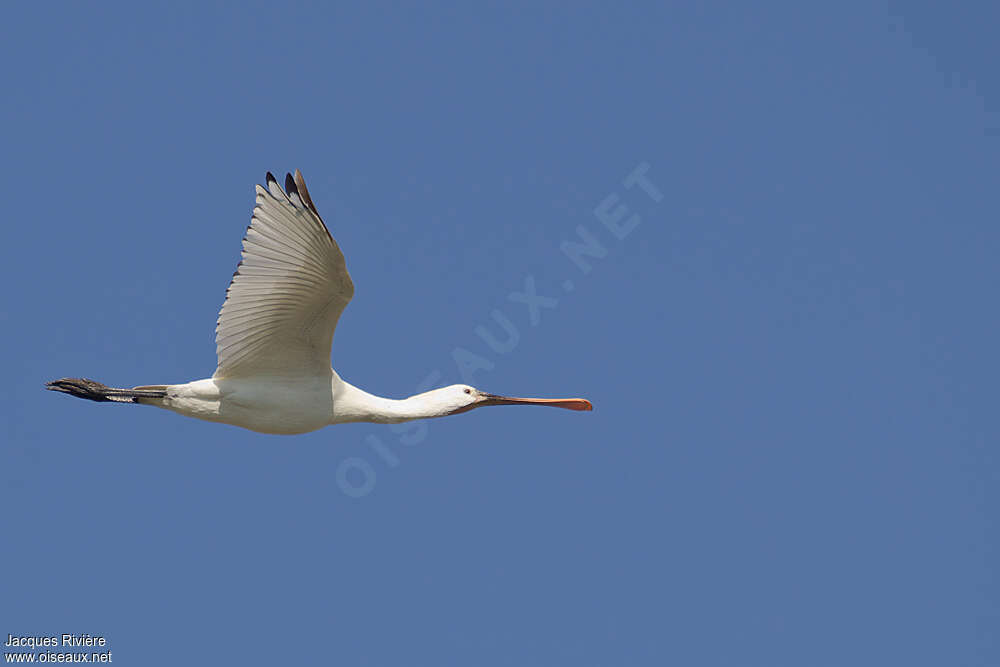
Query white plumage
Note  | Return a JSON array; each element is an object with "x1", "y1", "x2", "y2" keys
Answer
[
  {"x1": 216, "y1": 171, "x2": 353, "y2": 379},
  {"x1": 47, "y1": 170, "x2": 592, "y2": 434}
]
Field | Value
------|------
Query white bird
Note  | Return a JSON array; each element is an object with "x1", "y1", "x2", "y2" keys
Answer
[{"x1": 47, "y1": 170, "x2": 592, "y2": 434}]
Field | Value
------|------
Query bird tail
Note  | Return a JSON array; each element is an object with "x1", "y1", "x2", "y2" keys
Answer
[{"x1": 46, "y1": 378, "x2": 167, "y2": 404}]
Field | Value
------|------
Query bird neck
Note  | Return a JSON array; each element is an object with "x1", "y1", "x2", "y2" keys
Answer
[{"x1": 332, "y1": 377, "x2": 449, "y2": 424}]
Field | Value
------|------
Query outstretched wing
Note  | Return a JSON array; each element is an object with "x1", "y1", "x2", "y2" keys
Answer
[{"x1": 213, "y1": 170, "x2": 354, "y2": 379}]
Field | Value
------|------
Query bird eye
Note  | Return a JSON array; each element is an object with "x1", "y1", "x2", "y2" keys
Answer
[{"x1": 463, "y1": 388, "x2": 471, "y2": 394}]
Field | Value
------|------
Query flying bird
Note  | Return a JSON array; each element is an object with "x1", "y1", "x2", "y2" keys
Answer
[{"x1": 47, "y1": 171, "x2": 592, "y2": 434}]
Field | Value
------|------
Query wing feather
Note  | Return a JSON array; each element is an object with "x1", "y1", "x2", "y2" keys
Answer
[{"x1": 213, "y1": 170, "x2": 354, "y2": 379}]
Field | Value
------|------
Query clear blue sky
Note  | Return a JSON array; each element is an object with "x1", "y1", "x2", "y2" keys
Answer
[{"x1": 2, "y1": 2, "x2": 996, "y2": 665}]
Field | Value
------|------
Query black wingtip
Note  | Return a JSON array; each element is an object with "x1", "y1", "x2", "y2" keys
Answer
[
  {"x1": 285, "y1": 172, "x2": 298, "y2": 196},
  {"x1": 265, "y1": 171, "x2": 277, "y2": 187}
]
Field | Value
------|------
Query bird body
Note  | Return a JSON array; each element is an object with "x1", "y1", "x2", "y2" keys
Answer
[
  {"x1": 48, "y1": 170, "x2": 592, "y2": 434},
  {"x1": 156, "y1": 376, "x2": 335, "y2": 435},
  {"x1": 151, "y1": 374, "x2": 490, "y2": 434}
]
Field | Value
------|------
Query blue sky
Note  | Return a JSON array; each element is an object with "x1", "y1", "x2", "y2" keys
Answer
[{"x1": 2, "y1": 2, "x2": 997, "y2": 665}]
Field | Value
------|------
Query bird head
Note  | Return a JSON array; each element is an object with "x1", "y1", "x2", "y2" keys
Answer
[{"x1": 429, "y1": 384, "x2": 593, "y2": 416}]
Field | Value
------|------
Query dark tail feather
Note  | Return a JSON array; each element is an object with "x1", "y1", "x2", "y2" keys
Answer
[{"x1": 46, "y1": 378, "x2": 167, "y2": 404}]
